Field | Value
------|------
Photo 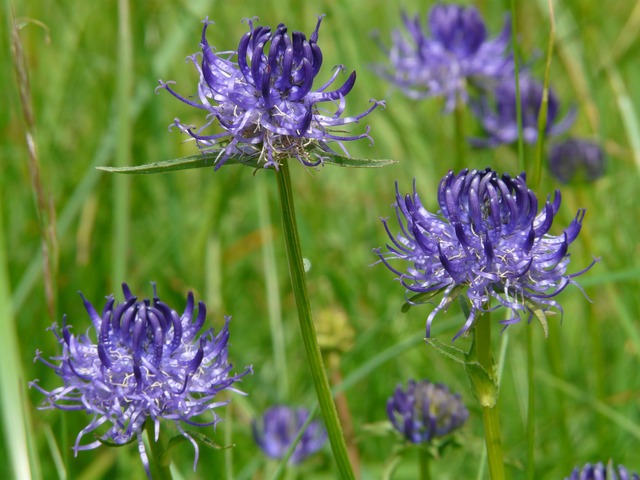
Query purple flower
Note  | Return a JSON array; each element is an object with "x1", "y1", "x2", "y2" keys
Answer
[
  {"x1": 565, "y1": 462, "x2": 640, "y2": 480},
  {"x1": 470, "y1": 75, "x2": 575, "y2": 147},
  {"x1": 376, "y1": 168, "x2": 597, "y2": 340},
  {"x1": 158, "y1": 16, "x2": 383, "y2": 170},
  {"x1": 549, "y1": 138, "x2": 605, "y2": 183},
  {"x1": 387, "y1": 379, "x2": 468, "y2": 443},
  {"x1": 375, "y1": 4, "x2": 513, "y2": 111},
  {"x1": 30, "y1": 283, "x2": 252, "y2": 478},
  {"x1": 253, "y1": 405, "x2": 327, "y2": 464}
]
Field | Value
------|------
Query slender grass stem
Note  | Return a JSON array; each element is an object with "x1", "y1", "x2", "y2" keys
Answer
[
  {"x1": 510, "y1": 0, "x2": 525, "y2": 174},
  {"x1": 474, "y1": 313, "x2": 505, "y2": 480},
  {"x1": 532, "y1": 0, "x2": 557, "y2": 189},
  {"x1": 273, "y1": 160, "x2": 354, "y2": 479}
]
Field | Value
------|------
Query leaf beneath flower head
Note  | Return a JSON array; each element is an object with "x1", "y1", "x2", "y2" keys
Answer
[{"x1": 97, "y1": 150, "x2": 397, "y2": 175}]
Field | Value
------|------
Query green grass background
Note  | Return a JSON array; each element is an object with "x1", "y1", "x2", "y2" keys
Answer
[{"x1": 2, "y1": 0, "x2": 639, "y2": 478}]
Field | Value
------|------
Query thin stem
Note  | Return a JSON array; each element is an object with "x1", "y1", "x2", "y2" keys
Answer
[
  {"x1": 146, "y1": 423, "x2": 173, "y2": 480},
  {"x1": 418, "y1": 448, "x2": 431, "y2": 480},
  {"x1": 510, "y1": 0, "x2": 525, "y2": 174},
  {"x1": 526, "y1": 324, "x2": 535, "y2": 480},
  {"x1": 273, "y1": 160, "x2": 355, "y2": 479},
  {"x1": 474, "y1": 313, "x2": 506, "y2": 480},
  {"x1": 532, "y1": 0, "x2": 557, "y2": 189}
]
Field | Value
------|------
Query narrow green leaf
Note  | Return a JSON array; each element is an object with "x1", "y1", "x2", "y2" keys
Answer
[
  {"x1": 321, "y1": 152, "x2": 397, "y2": 168},
  {"x1": 98, "y1": 150, "x2": 397, "y2": 175},
  {"x1": 97, "y1": 151, "x2": 260, "y2": 174}
]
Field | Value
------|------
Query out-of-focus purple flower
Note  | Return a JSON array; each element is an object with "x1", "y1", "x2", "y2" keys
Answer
[
  {"x1": 549, "y1": 138, "x2": 605, "y2": 183},
  {"x1": 375, "y1": 168, "x2": 597, "y2": 340},
  {"x1": 565, "y1": 462, "x2": 640, "y2": 480},
  {"x1": 157, "y1": 16, "x2": 383, "y2": 170},
  {"x1": 387, "y1": 379, "x2": 468, "y2": 443},
  {"x1": 374, "y1": 4, "x2": 513, "y2": 111},
  {"x1": 253, "y1": 405, "x2": 327, "y2": 464},
  {"x1": 31, "y1": 283, "x2": 252, "y2": 478},
  {"x1": 470, "y1": 75, "x2": 575, "y2": 147}
]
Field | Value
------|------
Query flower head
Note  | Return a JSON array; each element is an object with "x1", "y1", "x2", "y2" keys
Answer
[
  {"x1": 470, "y1": 75, "x2": 575, "y2": 147},
  {"x1": 31, "y1": 283, "x2": 252, "y2": 478},
  {"x1": 549, "y1": 138, "x2": 605, "y2": 184},
  {"x1": 376, "y1": 168, "x2": 596, "y2": 340},
  {"x1": 158, "y1": 16, "x2": 383, "y2": 170},
  {"x1": 252, "y1": 405, "x2": 327, "y2": 464},
  {"x1": 375, "y1": 4, "x2": 513, "y2": 111},
  {"x1": 565, "y1": 462, "x2": 640, "y2": 480},
  {"x1": 387, "y1": 379, "x2": 468, "y2": 443}
]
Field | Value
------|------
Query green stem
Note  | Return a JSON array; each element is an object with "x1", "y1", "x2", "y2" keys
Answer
[
  {"x1": 474, "y1": 314, "x2": 506, "y2": 480},
  {"x1": 533, "y1": 0, "x2": 556, "y2": 190},
  {"x1": 146, "y1": 422, "x2": 173, "y2": 480},
  {"x1": 273, "y1": 160, "x2": 355, "y2": 479},
  {"x1": 418, "y1": 448, "x2": 431, "y2": 480},
  {"x1": 526, "y1": 325, "x2": 535, "y2": 480},
  {"x1": 510, "y1": 0, "x2": 525, "y2": 174}
]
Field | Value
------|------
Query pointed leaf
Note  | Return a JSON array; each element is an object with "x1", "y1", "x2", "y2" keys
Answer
[
  {"x1": 97, "y1": 151, "x2": 262, "y2": 175},
  {"x1": 98, "y1": 148, "x2": 397, "y2": 175},
  {"x1": 401, "y1": 287, "x2": 449, "y2": 313},
  {"x1": 320, "y1": 151, "x2": 397, "y2": 168},
  {"x1": 425, "y1": 338, "x2": 468, "y2": 365}
]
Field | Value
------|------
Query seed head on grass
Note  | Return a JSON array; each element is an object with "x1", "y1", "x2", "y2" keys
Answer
[
  {"x1": 253, "y1": 405, "x2": 327, "y2": 464},
  {"x1": 375, "y1": 168, "x2": 597, "y2": 340},
  {"x1": 387, "y1": 379, "x2": 468, "y2": 443},
  {"x1": 374, "y1": 4, "x2": 513, "y2": 111},
  {"x1": 30, "y1": 283, "x2": 252, "y2": 478},
  {"x1": 565, "y1": 462, "x2": 640, "y2": 480},
  {"x1": 158, "y1": 16, "x2": 383, "y2": 170}
]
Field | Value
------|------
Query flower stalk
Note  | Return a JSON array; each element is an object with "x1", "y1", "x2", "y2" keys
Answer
[
  {"x1": 474, "y1": 313, "x2": 505, "y2": 480},
  {"x1": 274, "y1": 159, "x2": 354, "y2": 479},
  {"x1": 146, "y1": 421, "x2": 172, "y2": 480}
]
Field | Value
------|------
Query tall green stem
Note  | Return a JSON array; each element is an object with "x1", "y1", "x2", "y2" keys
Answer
[
  {"x1": 418, "y1": 448, "x2": 431, "y2": 480},
  {"x1": 474, "y1": 314, "x2": 506, "y2": 480},
  {"x1": 274, "y1": 160, "x2": 354, "y2": 479},
  {"x1": 146, "y1": 421, "x2": 173, "y2": 480},
  {"x1": 526, "y1": 324, "x2": 535, "y2": 480},
  {"x1": 510, "y1": 0, "x2": 525, "y2": 174}
]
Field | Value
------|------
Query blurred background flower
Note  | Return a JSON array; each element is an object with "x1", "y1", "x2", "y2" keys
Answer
[
  {"x1": 387, "y1": 379, "x2": 468, "y2": 443},
  {"x1": 549, "y1": 138, "x2": 606, "y2": 184},
  {"x1": 374, "y1": 4, "x2": 513, "y2": 111},
  {"x1": 470, "y1": 75, "x2": 575, "y2": 147},
  {"x1": 253, "y1": 405, "x2": 327, "y2": 464}
]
